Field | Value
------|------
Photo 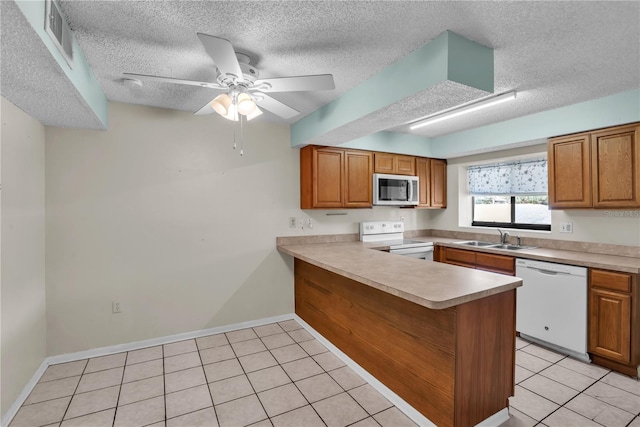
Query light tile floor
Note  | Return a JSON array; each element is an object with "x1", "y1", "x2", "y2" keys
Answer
[
  {"x1": 502, "y1": 337, "x2": 640, "y2": 427},
  {"x1": 9, "y1": 322, "x2": 640, "y2": 427},
  {"x1": 9, "y1": 320, "x2": 418, "y2": 427}
]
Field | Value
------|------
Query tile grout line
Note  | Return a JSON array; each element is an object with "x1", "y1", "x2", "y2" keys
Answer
[
  {"x1": 58, "y1": 358, "x2": 89, "y2": 424},
  {"x1": 513, "y1": 343, "x2": 624, "y2": 425},
  {"x1": 111, "y1": 352, "x2": 128, "y2": 427},
  {"x1": 161, "y1": 345, "x2": 167, "y2": 427},
  {"x1": 268, "y1": 326, "x2": 329, "y2": 426},
  {"x1": 282, "y1": 327, "x2": 375, "y2": 426}
]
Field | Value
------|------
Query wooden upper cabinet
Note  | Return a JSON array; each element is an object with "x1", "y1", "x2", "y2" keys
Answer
[
  {"x1": 591, "y1": 124, "x2": 640, "y2": 208},
  {"x1": 374, "y1": 153, "x2": 395, "y2": 174},
  {"x1": 374, "y1": 153, "x2": 416, "y2": 175},
  {"x1": 344, "y1": 150, "x2": 373, "y2": 208},
  {"x1": 413, "y1": 157, "x2": 448, "y2": 208},
  {"x1": 300, "y1": 146, "x2": 372, "y2": 209},
  {"x1": 396, "y1": 155, "x2": 416, "y2": 175},
  {"x1": 430, "y1": 159, "x2": 447, "y2": 208},
  {"x1": 313, "y1": 148, "x2": 344, "y2": 208},
  {"x1": 416, "y1": 158, "x2": 431, "y2": 207},
  {"x1": 548, "y1": 132, "x2": 592, "y2": 208},
  {"x1": 548, "y1": 122, "x2": 640, "y2": 209}
]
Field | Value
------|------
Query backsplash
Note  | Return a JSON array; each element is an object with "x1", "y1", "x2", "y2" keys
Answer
[{"x1": 279, "y1": 229, "x2": 640, "y2": 258}]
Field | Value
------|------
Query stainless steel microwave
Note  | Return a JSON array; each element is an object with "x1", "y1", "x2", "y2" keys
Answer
[{"x1": 373, "y1": 173, "x2": 419, "y2": 206}]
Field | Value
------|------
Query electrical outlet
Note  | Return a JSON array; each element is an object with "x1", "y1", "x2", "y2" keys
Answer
[
  {"x1": 298, "y1": 218, "x2": 304, "y2": 229},
  {"x1": 559, "y1": 222, "x2": 573, "y2": 233},
  {"x1": 112, "y1": 301, "x2": 121, "y2": 314},
  {"x1": 400, "y1": 216, "x2": 405, "y2": 222},
  {"x1": 307, "y1": 218, "x2": 313, "y2": 229},
  {"x1": 289, "y1": 217, "x2": 297, "y2": 228}
]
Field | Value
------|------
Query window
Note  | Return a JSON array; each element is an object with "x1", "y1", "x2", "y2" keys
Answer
[{"x1": 468, "y1": 159, "x2": 550, "y2": 231}]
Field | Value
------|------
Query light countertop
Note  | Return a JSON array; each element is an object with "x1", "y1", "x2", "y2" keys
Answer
[
  {"x1": 278, "y1": 241, "x2": 522, "y2": 310},
  {"x1": 278, "y1": 235, "x2": 639, "y2": 310}
]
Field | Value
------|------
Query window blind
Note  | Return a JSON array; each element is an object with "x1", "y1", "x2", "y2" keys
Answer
[{"x1": 467, "y1": 159, "x2": 548, "y2": 196}]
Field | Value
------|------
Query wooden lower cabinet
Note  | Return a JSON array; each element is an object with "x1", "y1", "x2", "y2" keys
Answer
[
  {"x1": 295, "y1": 259, "x2": 515, "y2": 427},
  {"x1": 588, "y1": 268, "x2": 638, "y2": 376},
  {"x1": 437, "y1": 247, "x2": 515, "y2": 276}
]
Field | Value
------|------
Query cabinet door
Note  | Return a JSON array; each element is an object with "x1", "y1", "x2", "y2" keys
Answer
[
  {"x1": 416, "y1": 158, "x2": 431, "y2": 207},
  {"x1": 476, "y1": 253, "x2": 515, "y2": 275},
  {"x1": 396, "y1": 155, "x2": 416, "y2": 175},
  {"x1": 548, "y1": 133, "x2": 592, "y2": 208},
  {"x1": 344, "y1": 151, "x2": 373, "y2": 208},
  {"x1": 313, "y1": 148, "x2": 344, "y2": 208},
  {"x1": 588, "y1": 288, "x2": 631, "y2": 363},
  {"x1": 441, "y1": 247, "x2": 476, "y2": 268},
  {"x1": 374, "y1": 153, "x2": 395, "y2": 174},
  {"x1": 591, "y1": 124, "x2": 640, "y2": 208},
  {"x1": 430, "y1": 159, "x2": 447, "y2": 208}
]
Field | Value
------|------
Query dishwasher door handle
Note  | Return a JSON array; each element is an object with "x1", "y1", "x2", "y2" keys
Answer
[{"x1": 526, "y1": 266, "x2": 571, "y2": 276}]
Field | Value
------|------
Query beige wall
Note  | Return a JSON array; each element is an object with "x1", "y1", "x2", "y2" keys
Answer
[
  {"x1": 1, "y1": 98, "x2": 47, "y2": 416},
  {"x1": 428, "y1": 144, "x2": 640, "y2": 246},
  {"x1": 44, "y1": 102, "x2": 427, "y2": 356}
]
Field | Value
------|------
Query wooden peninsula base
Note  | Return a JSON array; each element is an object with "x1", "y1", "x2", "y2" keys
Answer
[{"x1": 295, "y1": 259, "x2": 516, "y2": 427}]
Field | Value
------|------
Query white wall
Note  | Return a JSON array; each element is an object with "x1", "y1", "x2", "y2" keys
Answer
[
  {"x1": 428, "y1": 144, "x2": 640, "y2": 246},
  {"x1": 1, "y1": 97, "x2": 47, "y2": 416},
  {"x1": 44, "y1": 102, "x2": 427, "y2": 356}
]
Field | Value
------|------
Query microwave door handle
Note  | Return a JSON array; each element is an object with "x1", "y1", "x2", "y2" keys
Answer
[{"x1": 407, "y1": 180, "x2": 413, "y2": 202}]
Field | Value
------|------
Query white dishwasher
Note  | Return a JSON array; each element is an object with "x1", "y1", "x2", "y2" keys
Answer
[{"x1": 516, "y1": 258, "x2": 590, "y2": 362}]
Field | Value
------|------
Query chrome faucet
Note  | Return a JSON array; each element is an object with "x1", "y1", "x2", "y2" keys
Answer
[
  {"x1": 516, "y1": 236, "x2": 522, "y2": 246},
  {"x1": 498, "y1": 229, "x2": 510, "y2": 245}
]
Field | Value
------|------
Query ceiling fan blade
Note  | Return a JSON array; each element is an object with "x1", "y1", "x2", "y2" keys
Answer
[
  {"x1": 197, "y1": 33, "x2": 243, "y2": 82},
  {"x1": 253, "y1": 93, "x2": 300, "y2": 119},
  {"x1": 194, "y1": 100, "x2": 215, "y2": 115},
  {"x1": 123, "y1": 73, "x2": 224, "y2": 89},
  {"x1": 253, "y1": 74, "x2": 335, "y2": 92}
]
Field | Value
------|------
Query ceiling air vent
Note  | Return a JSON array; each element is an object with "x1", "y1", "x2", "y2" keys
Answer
[{"x1": 44, "y1": 0, "x2": 74, "y2": 68}]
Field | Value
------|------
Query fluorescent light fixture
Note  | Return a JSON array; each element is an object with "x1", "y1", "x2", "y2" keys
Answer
[{"x1": 410, "y1": 91, "x2": 517, "y2": 130}]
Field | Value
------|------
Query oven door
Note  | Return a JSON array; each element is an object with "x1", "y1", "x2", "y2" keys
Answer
[{"x1": 390, "y1": 246, "x2": 434, "y2": 261}]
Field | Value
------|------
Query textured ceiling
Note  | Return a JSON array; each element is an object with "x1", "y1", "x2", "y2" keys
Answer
[{"x1": 2, "y1": 1, "x2": 639, "y2": 140}]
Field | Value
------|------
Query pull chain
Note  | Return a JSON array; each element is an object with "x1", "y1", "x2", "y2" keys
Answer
[{"x1": 239, "y1": 114, "x2": 244, "y2": 156}]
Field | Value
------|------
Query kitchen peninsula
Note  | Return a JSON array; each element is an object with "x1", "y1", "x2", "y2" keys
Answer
[{"x1": 277, "y1": 240, "x2": 522, "y2": 427}]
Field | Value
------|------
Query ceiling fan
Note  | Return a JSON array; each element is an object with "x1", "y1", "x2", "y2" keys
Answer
[{"x1": 123, "y1": 33, "x2": 335, "y2": 121}]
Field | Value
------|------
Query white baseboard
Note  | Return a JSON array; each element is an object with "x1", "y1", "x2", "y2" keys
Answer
[
  {"x1": 475, "y1": 408, "x2": 509, "y2": 427},
  {"x1": 294, "y1": 314, "x2": 511, "y2": 427},
  {"x1": 1, "y1": 359, "x2": 49, "y2": 427},
  {"x1": 3, "y1": 312, "x2": 507, "y2": 427},
  {"x1": 48, "y1": 313, "x2": 294, "y2": 365},
  {"x1": 2, "y1": 313, "x2": 294, "y2": 427},
  {"x1": 292, "y1": 314, "x2": 437, "y2": 427}
]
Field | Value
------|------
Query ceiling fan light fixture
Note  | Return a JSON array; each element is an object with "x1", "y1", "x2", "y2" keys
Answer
[
  {"x1": 211, "y1": 93, "x2": 232, "y2": 116},
  {"x1": 245, "y1": 106, "x2": 263, "y2": 121},
  {"x1": 237, "y1": 92, "x2": 257, "y2": 115}
]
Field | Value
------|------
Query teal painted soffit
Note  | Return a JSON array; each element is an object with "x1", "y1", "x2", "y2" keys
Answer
[
  {"x1": 340, "y1": 132, "x2": 433, "y2": 158},
  {"x1": 291, "y1": 30, "x2": 493, "y2": 147},
  {"x1": 430, "y1": 88, "x2": 640, "y2": 158},
  {"x1": 15, "y1": 0, "x2": 108, "y2": 128}
]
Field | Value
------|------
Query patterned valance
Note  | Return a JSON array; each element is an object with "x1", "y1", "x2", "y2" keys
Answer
[{"x1": 468, "y1": 159, "x2": 548, "y2": 196}]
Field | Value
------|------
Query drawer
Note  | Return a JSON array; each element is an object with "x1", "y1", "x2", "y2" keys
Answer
[
  {"x1": 443, "y1": 248, "x2": 476, "y2": 267},
  {"x1": 476, "y1": 253, "x2": 515, "y2": 275},
  {"x1": 590, "y1": 269, "x2": 631, "y2": 293}
]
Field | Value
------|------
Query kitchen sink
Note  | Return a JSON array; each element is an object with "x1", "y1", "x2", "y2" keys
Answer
[
  {"x1": 487, "y1": 244, "x2": 536, "y2": 250},
  {"x1": 456, "y1": 241, "x2": 495, "y2": 247}
]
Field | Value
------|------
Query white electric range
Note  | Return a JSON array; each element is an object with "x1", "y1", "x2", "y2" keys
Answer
[{"x1": 359, "y1": 221, "x2": 434, "y2": 260}]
